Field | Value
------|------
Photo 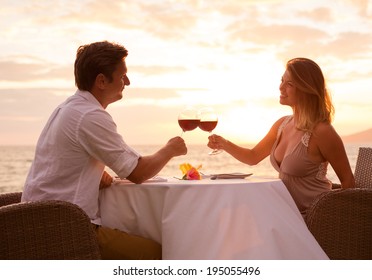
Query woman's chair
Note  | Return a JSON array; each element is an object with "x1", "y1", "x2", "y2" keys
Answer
[
  {"x1": 354, "y1": 147, "x2": 372, "y2": 188},
  {"x1": 306, "y1": 147, "x2": 372, "y2": 259},
  {"x1": 0, "y1": 192, "x2": 101, "y2": 260},
  {"x1": 306, "y1": 188, "x2": 372, "y2": 259},
  {"x1": 331, "y1": 147, "x2": 372, "y2": 190}
]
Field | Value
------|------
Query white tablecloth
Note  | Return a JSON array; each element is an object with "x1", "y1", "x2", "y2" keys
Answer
[{"x1": 99, "y1": 177, "x2": 328, "y2": 260}]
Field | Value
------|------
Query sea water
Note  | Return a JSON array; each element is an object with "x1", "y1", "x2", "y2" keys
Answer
[{"x1": 0, "y1": 143, "x2": 369, "y2": 194}]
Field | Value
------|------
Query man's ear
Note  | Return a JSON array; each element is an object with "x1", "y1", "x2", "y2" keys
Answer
[{"x1": 95, "y1": 73, "x2": 106, "y2": 90}]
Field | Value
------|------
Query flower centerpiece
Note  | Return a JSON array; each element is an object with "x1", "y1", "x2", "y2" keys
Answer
[{"x1": 179, "y1": 163, "x2": 202, "y2": 180}]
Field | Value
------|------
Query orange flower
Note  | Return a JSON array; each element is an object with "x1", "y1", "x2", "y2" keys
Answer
[
  {"x1": 185, "y1": 167, "x2": 201, "y2": 180},
  {"x1": 179, "y1": 163, "x2": 202, "y2": 180}
]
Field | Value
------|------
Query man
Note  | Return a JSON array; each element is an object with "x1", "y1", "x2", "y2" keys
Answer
[{"x1": 22, "y1": 41, "x2": 187, "y2": 259}]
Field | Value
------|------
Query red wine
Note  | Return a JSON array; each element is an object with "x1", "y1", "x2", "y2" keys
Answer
[
  {"x1": 178, "y1": 119, "x2": 200, "y2": 131},
  {"x1": 199, "y1": 121, "x2": 217, "y2": 132}
]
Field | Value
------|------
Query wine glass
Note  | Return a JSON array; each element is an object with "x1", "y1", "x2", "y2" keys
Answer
[
  {"x1": 198, "y1": 107, "x2": 222, "y2": 155},
  {"x1": 178, "y1": 107, "x2": 200, "y2": 136}
]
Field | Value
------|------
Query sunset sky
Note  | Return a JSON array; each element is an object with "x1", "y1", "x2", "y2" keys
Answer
[{"x1": 1, "y1": 0, "x2": 372, "y2": 146}]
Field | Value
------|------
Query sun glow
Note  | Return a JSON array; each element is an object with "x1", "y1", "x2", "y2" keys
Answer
[{"x1": 1, "y1": 0, "x2": 372, "y2": 145}]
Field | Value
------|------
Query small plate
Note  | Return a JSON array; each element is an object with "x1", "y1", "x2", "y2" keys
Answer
[
  {"x1": 210, "y1": 173, "x2": 253, "y2": 180},
  {"x1": 113, "y1": 176, "x2": 167, "y2": 184}
]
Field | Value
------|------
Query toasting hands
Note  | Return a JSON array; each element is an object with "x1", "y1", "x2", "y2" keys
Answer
[
  {"x1": 208, "y1": 134, "x2": 227, "y2": 150},
  {"x1": 166, "y1": 136, "x2": 188, "y2": 157}
]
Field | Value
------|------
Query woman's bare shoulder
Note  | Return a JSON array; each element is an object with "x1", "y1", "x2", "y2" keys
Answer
[
  {"x1": 273, "y1": 115, "x2": 292, "y2": 127},
  {"x1": 265, "y1": 115, "x2": 292, "y2": 140},
  {"x1": 313, "y1": 122, "x2": 337, "y2": 134},
  {"x1": 312, "y1": 122, "x2": 342, "y2": 143}
]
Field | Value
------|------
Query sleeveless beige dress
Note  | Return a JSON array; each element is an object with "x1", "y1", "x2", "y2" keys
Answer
[{"x1": 270, "y1": 116, "x2": 332, "y2": 217}]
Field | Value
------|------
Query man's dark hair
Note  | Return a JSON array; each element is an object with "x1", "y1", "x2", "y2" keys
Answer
[{"x1": 74, "y1": 41, "x2": 128, "y2": 91}]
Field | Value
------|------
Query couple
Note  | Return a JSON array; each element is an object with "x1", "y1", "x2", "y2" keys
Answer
[{"x1": 22, "y1": 41, "x2": 354, "y2": 260}]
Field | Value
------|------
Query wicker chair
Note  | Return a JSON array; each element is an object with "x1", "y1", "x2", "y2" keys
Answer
[
  {"x1": 306, "y1": 146, "x2": 372, "y2": 259},
  {"x1": 0, "y1": 191, "x2": 22, "y2": 207},
  {"x1": 306, "y1": 188, "x2": 372, "y2": 259},
  {"x1": 354, "y1": 147, "x2": 372, "y2": 188},
  {"x1": 331, "y1": 147, "x2": 372, "y2": 190},
  {"x1": 0, "y1": 192, "x2": 101, "y2": 260}
]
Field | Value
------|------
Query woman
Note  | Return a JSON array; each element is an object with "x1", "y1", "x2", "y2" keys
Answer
[{"x1": 208, "y1": 57, "x2": 355, "y2": 217}]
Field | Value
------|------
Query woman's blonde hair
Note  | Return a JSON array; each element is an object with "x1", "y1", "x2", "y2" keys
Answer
[{"x1": 286, "y1": 57, "x2": 334, "y2": 131}]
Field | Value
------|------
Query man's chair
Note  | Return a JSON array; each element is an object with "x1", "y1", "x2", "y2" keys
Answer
[
  {"x1": 0, "y1": 192, "x2": 22, "y2": 207},
  {"x1": 306, "y1": 147, "x2": 372, "y2": 259},
  {"x1": 0, "y1": 192, "x2": 101, "y2": 259}
]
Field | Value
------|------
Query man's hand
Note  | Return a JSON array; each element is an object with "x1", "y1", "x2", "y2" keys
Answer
[
  {"x1": 99, "y1": 170, "x2": 113, "y2": 189},
  {"x1": 166, "y1": 136, "x2": 187, "y2": 157}
]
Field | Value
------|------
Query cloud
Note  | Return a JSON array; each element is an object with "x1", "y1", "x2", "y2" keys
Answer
[
  {"x1": 227, "y1": 21, "x2": 328, "y2": 46},
  {"x1": 58, "y1": 1, "x2": 141, "y2": 29},
  {"x1": 1, "y1": 0, "x2": 372, "y2": 145},
  {"x1": 345, "y1": 0, "x2": 372, "y2": 17},
  {"x1": 321, "y1": 31, "x2": 372, "y2": 58},
  {"x1": 220, "y1": 2, "x2": 372, "y2": 63},
  {"x1": 4, "y1": 1, "x2": 371, "y2": 63},
  {"x1": 0, "y1": 87, "x2": 69, "y2": 144},
  {"x1": 0, "y1": 60, "x2": 44, "y2": 82},
  {"x1": 16, "y1": 0, "x2": 199, "y2": 41},
  {"x1": 0, "y1": 88, "x2": 68, "y2": 112},
  {"x1": 0, "y1": 57, "x2": 186, "y2": 83},
  {"x1": 116, "y1": 87, "x2": 182, "y2": 108},
  {"x1": 134, "y1": 1, "x2": 199, "y2": 39},
  {"x1": 297, "y1": 7, "x2": 334, "y2": 22},
  {"x1": 130, "y1": 65, "x2": 188, "y2": 76},
  {"x1": 0, "y1": 59, "x2": 73, "y2": 82},
  {"x1": 274, "y1": 30, "x2": 372, "y2": 68}
]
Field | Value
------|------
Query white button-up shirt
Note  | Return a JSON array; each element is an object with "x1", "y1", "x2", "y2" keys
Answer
[{"x1": 22, "y1": 90, "x2": 140, "y2": 224}]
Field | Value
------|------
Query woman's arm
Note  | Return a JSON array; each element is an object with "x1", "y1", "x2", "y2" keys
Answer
[
  {"x1": 313, "y1": 123, "x2": 355, "y2": 189},
  {"x1": 207, "y1": 117, "x2": 287, "y2": 166}
]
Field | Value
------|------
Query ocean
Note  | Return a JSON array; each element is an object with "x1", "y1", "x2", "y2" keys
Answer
[{"x1": 0, "y1": 143, "x2": 369, "y2": 194}]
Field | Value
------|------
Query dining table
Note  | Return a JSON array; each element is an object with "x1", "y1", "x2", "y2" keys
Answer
[{"x1": 98, "y1": 176, "x2": 329, "y2": 260}]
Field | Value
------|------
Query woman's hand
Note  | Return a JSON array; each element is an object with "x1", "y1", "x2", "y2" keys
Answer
[{"x1": 208, "y1": 134, "x2": 227, "y2": 150}]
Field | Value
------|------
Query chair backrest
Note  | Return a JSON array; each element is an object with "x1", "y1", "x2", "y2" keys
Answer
[
  {"x1": 354, "y1": 147, "x2": 372, "y2": 188},
  {"x1": 0, "y1": 192, "x2": 22, "y2": 207},
  {"x1": 306, "y1": 188, "x2": 372, "y2": 260},
  {"x1": 0, "y1": 198, "x2": 101, "y2": 260}
]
